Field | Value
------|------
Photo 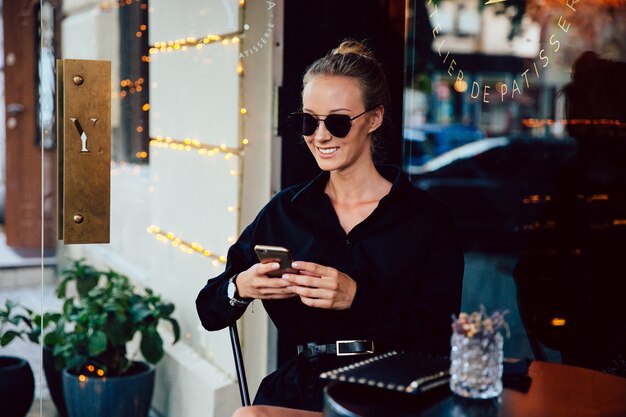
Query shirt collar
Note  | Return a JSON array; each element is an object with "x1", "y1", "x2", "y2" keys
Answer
[{"x1": 289, "y1": 165, "x2": 418, "y2": 204}]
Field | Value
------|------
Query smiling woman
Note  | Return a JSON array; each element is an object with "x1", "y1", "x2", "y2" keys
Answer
[{"x1": 196, "y1": 40, "x2": 464, "y2": 417}]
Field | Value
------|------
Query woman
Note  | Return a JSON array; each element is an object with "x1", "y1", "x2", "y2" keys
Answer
[{"x1": 196, "y1": 40, "x2": 464, "y2": 416}]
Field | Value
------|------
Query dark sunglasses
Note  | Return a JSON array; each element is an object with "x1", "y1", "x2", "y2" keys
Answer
[{"x1": 288, "y1": 106, "x2": 379, "y2": 138}]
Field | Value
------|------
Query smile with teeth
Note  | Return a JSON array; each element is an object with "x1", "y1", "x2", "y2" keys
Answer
[{"x1": 318, "y1": 147, "x2": 338, "y2": 154}]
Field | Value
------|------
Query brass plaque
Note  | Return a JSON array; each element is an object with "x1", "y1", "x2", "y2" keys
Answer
[{"x1": 57, "y1": 59, "x2": 111, "y2": 244}]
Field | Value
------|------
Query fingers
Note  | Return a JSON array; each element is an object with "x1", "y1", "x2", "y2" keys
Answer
[
  {"x1": 291, "y1": 261, "x2": 333, "y2": 277},
  {"x1": 282, "y1": 273, "x2": 338, "y2": 290},
  {"x1": 260, "y1": 292, "x2": 297, "y2": 299},
  {"x1": 288, "y1": 285, "x2": 332, "y2": 300},
  {"x1": 299, "y1": 296, "x2": 332, "y2": 309},
  {"x1": 299, "y1": 270, "x2": 322, "y2": 278},
  {"x1": 255, "y1": 262, "x2": 281, "y2": 276},
  {"x1": 239, "y1": 263, "x2": 301, "y2": 300},
  {"x1": 247, "y1": 277, "x2": 296, "y2": 299}
]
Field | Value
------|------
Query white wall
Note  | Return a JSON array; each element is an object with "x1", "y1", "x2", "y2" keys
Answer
[{"x1": 60, "y1": 0, "x2": 278, "y2": 415}]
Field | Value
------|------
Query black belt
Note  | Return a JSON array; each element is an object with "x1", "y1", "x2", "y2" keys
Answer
[{"x1": 297, "y1": 340, "x2": 375, "y2": 358}]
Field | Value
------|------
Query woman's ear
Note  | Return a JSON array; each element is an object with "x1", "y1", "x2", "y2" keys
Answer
[{"x1": 367, "y1": 105, "x2": 384, "y2": 134}]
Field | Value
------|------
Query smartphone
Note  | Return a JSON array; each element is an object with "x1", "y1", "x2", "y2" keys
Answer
[{"x1": 254, "y1": 245, "x2": 299, "y2": 277}]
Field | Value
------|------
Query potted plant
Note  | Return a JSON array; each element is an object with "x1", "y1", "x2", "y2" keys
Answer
[
  {"x1": 53, "y1": 260, "x2": 180, "y2": 417},
  {"x1": 0, "y1": 300, "x2": 37, "y2": 417},
  {"x1": 35, "y1": 259, "x2": 107, "y2": 417}
]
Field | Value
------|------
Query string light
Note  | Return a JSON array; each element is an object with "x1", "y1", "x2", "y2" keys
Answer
[
  {"x1": 522, "y1": 118, "x2": 624, "y2": 128},
  {"x1": 99, "y1": 0, "x2": 146, "y2": 11},
  {"x1": 144, "y1": 1, "x2": 249, "y2": 267},
  {"x1": 147, "y1": 225, "x2": 228, "y2": 263},
  {"x1": 150, "y1": 136, "x2": 242, "y2": 157},
  {"x1": 150, "y1": 30, "x2": 243, "y2": 55},
  {"x1": 120, "y1": 78, "x2": 146, "y2": 97}
]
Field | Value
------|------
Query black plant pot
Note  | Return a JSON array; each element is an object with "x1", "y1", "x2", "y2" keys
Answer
[
  {"x1": 0, "y1": 356, "x2": 35, "y2": 417},
  {"x1": 43, "y1": 345, "x2": 67, "y2": 416},
  {"x1": 63, "y1": 362, "x2": 155, "y2": 417}
]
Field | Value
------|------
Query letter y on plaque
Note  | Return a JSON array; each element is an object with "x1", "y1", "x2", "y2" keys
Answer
[{"x1": 57, "y1": 59, "x2": 111, "y2": 244}]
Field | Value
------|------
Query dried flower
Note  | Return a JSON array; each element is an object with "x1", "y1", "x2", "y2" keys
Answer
[{"x1": 451, "y1": 305, "x2": 510, "y2": 339}]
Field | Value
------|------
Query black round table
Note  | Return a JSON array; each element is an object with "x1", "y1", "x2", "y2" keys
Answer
[{"x1": 323, "y1": 361, "x2": 626, "y2": 417}]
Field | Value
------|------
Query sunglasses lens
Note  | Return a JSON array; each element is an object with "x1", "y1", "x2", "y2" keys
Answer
[
  {"x1": 290, "y1": 113, "x2": 353, "y2": 137},
  {"x1": 301, "y1": 113, "x2": 318, "y2": 136},
  {"x1": 325, "y1": 114, "x2": 351, "y2": 138}
]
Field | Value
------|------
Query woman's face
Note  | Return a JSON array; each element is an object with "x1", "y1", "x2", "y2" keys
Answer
[{"x1": 301, "y1": 75, "x2": 383, "y2": 173}]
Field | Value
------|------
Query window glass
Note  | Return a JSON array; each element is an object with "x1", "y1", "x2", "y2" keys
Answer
[{"x1": 404, "y1": 0, "x2": 626, "y2": 363}]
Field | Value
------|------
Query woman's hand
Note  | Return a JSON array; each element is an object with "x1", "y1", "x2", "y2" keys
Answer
[
  {"x1": 283, "y1": 261, "x2": 357, "y2": 310},
  {"x1": 236, "y1": 263, "x2": 298, "y2": 300}
]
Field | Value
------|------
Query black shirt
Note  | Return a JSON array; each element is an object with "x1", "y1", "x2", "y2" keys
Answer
[{"x1": 196, "y1": 165, "x2": 464, "y2": 409}]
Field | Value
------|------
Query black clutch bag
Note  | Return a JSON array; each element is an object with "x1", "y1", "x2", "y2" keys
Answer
[{"x1": 320, "y1": 351, "x2": 450, "y2": 394}]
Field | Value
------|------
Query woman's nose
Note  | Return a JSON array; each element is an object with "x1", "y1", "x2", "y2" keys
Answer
[{"x1": 314, "y1": 119, "x2": 331, "y2": 141}]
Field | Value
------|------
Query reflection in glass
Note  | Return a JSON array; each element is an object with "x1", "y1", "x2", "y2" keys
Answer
[{"x1": 38, "y1": 0, "x2": 56, "y2": 149}]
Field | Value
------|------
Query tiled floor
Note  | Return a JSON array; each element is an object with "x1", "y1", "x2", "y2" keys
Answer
[{"x1": 27, "y1": 399, "x2": 60, "y2": 417}]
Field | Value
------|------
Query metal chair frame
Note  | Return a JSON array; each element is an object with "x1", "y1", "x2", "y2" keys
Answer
[{"x1": 229, "y1": 322, "x2": 251, "y2": 406}]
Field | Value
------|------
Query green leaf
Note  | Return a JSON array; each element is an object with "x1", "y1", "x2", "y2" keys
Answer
[
  {"x1": 114, "y1": 310, "x2": 127, "y2": 324},
  {"x1": 43, "y1": 313, "x2": 62, "y2": 329},
  {"x1": 1, "y1": 330, "x2": 22, "y2": 347},
  {"x1": 158, "y1": 303, "x2": 175, "y2": 317},
  {"x1": 55, "y1": 277, "x2": 69, "y2": 299},
  {"x1": 88, "y1": 331, "x2": 107, "y2": 356},
  {"x1": 63, "y1": 299, "x2": 74, "y2": 317},
  {"x1": 14, "y1": 314, "x2": 33, "y2": 328},
  {"x1": 66, "y1": 354, "x2": 86, "y2": 373},
  {"x1": 130, "y1": 304, "x2": 153, "y2": 323},
  {"x1": 103, "y1": 318, "x2": 127, "y2": 346},
  {"x1": 166, "y1": 318, "x2": 181, "y2": 343},
  {"x1": 140, "y1": 328, "x2": 163, "y2": 364},
  {"x1": 44, "y1": 333, "x2": 58, "y2": 346},
  {"x1": 76, "y1": 274, "x2": 100, "y2": 298}
]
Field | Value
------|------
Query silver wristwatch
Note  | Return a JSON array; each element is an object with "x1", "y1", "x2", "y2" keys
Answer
[{"x1": 227, "y1": 274, "x2": 251, "y2": 307}]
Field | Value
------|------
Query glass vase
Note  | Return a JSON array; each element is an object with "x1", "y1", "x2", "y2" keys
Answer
[{"x1": 449, "y1": 332, "x2": 503, "y2": 399}]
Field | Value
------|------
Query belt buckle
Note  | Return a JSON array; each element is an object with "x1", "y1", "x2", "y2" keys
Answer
[{"x1": 335, "y1": 340, "x2": 374, "y2": 356}]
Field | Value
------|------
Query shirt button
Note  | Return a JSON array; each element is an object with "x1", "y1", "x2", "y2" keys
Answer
[{"x1": 345, "y1": 239, "x2": 351, "y2": 245}]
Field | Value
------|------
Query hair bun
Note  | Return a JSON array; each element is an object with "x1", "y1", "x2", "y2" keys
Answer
[
  {"x1": 571, "y1": 51, "x2": 600, "y2": 82},
  {"x1": 333, "y1": 40, "x2": 375, "y2": 60}
]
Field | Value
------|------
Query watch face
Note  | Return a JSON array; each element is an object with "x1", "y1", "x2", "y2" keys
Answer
[{"x1": 227, "y1": 280, "x2": 236, "y2": 299}]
